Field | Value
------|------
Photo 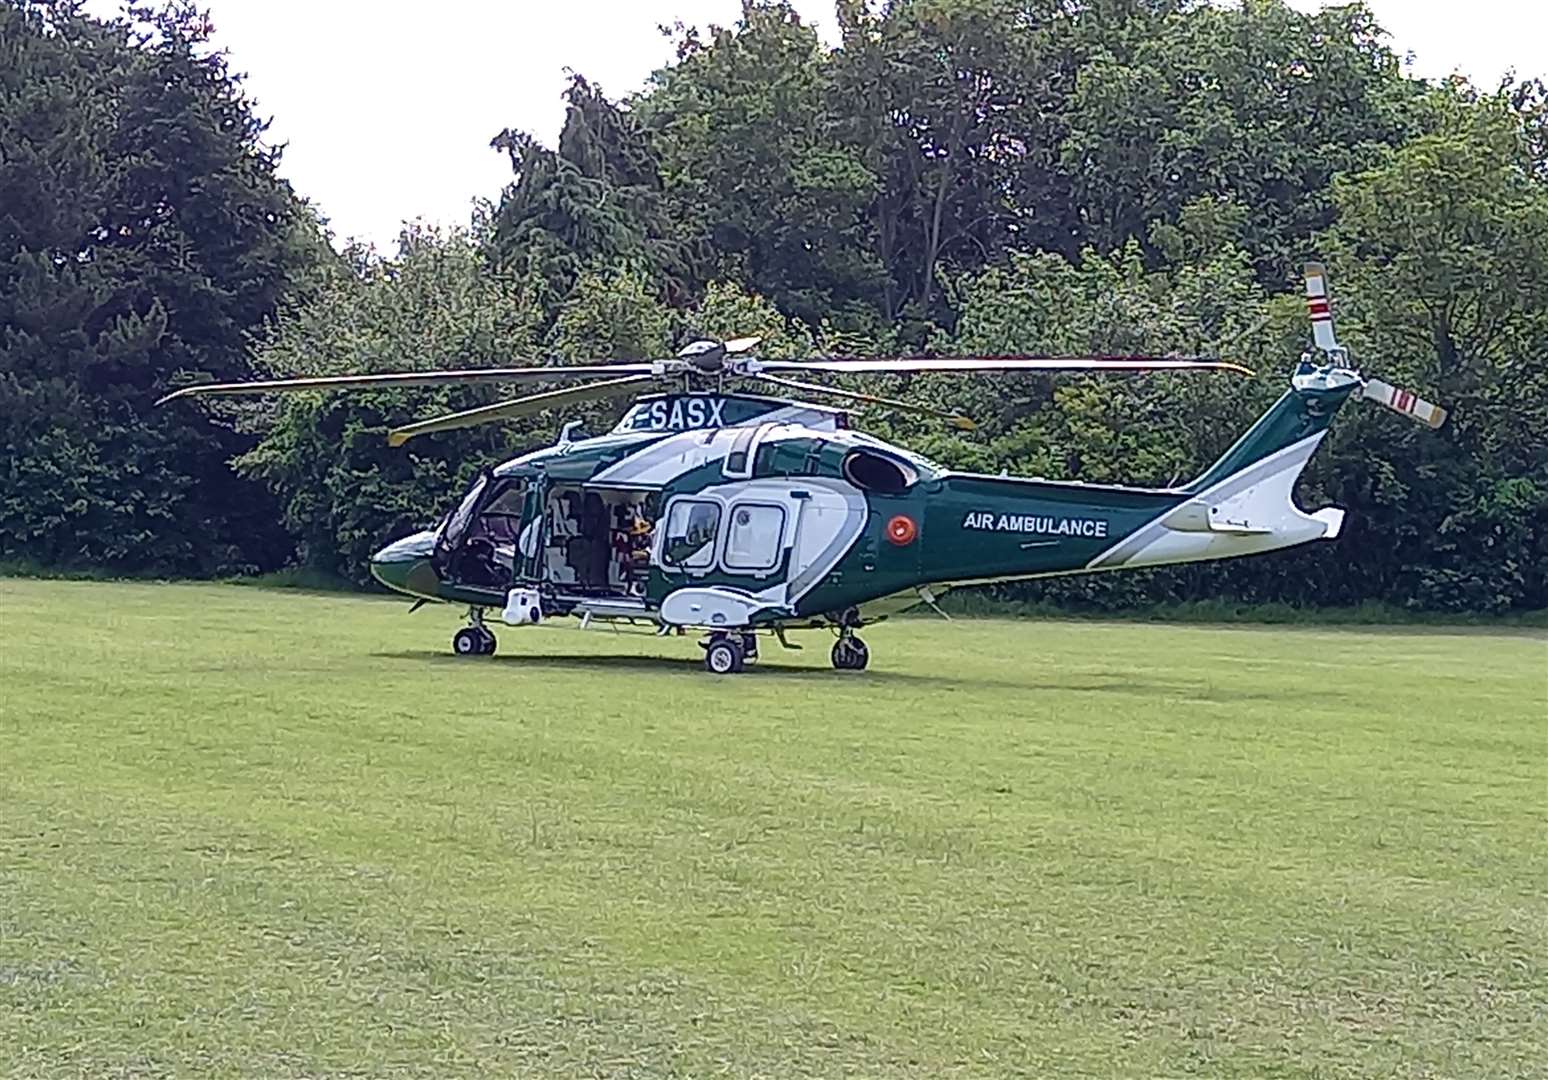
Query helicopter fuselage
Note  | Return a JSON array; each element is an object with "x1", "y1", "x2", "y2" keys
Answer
[{"x1": 370, "y1": 374, "x2": 1358, "y2": 646}]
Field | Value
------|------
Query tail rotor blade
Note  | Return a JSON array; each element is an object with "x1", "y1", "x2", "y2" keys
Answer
[
  {"x1": 1303, "y1": 262, "x2": 1339, "y2": 353},
  {"x1": 1361, "y1": 378, "x2": 1448, "y2": 429}
]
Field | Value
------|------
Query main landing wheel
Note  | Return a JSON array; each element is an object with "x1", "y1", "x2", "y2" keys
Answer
[
  {"x1": 831, "y1": 636, "x2": 869, "y2": 671},
  {"x1": 704, "y1": 635, "x2": 745, "y2": 674},
  {"x1": 453, "y1": 627, "x2": 497, "y2": 656}
]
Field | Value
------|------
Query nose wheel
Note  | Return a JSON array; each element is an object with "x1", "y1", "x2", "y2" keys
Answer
[
  {"x1": 453, "y1": 609, "x2": 497, "y2": 656},
  {"x1": 453, "y1": 626, "x2": 497, "y2": 655},
  {"x1": 702, "y1": 631, "x2": 757, "y2": 674},
  {"x1": 831, "y1": 634, "x2": 869, "y2": 671}
]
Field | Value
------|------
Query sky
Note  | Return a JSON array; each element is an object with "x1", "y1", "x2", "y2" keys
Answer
[{"x1": 90, "y1": 1, "x2": 1548, "y2": 252}]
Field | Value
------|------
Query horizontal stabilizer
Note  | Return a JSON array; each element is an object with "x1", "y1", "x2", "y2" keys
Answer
[
  {"x1": 1161, "y1": 500, "x2": 1271, "y2": 535},
  {"x1": 1310, "y1": 507, "x2": 1346, "y2": 540},
  {"x1": 1208, "y1": 519, "x2": 1273, "y2": 535},
  {"x1": 1361, "y1": 378, "x2": 1447, "y2": 429}
]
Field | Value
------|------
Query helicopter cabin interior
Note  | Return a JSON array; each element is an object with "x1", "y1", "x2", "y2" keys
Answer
[
  {"x1": 438, "y1": 468, "x2": 807, "y2": 615},
  {"x1": 439, "y1": 475, "x2": 659, "y2": 605},
  {"x1": 540, "y1": 485, "x2": 658, "y2": 599}
]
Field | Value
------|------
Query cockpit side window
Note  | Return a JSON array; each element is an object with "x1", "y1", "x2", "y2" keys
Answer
[
  {"x1": 481, "y1": 484, "x2": 526, "y2": 517},
  {"x1": 660, "y1": 498, "x2": 721, "y2": 570},
  {"x1": 473, "y1": 480, "x2": 527, "y2": 545}
]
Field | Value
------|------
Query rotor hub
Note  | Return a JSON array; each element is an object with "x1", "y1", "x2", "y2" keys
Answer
[{"x1": 677, "y1": 339, "x2": 729, "y2": 373}]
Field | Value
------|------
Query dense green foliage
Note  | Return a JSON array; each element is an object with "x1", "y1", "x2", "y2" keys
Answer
[
  {"x1": 0, "y1": 0, "x2": 320, "y2": 574},
  {"x1": 4, "y1": 0, "x2": 1545, "y2": 610}
]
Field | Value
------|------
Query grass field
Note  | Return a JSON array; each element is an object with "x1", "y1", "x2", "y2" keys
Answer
[{"x1": 1, "y1": 578, "x2": 1544, "y2": 1079}]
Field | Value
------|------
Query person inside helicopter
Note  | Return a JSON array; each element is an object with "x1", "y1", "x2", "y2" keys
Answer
[{"x1": 542, "y1": 487, "x2": 656, "y2": 597}]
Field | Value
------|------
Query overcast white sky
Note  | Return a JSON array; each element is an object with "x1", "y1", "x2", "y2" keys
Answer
[{"x1": 91, "y1": 1, "x2": 1548, "y2": 251}]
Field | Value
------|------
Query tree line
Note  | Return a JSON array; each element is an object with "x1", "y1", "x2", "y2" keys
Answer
[{"x1": 3, "y1": 0, "x2": 1544, "y2": 612}]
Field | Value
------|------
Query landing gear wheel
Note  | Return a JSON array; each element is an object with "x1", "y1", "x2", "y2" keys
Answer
[
  {"x1": 740, "y1": 633, "x2": 759, "y2": 664},
  {"x1": 478, "y1": 628, "x2": 498, "y2": 655},
  {"x1": 454, "y1": 627, "x2": 493, "y2": 656},
  {"x1": 831, "y1": 636, "x2": 869, "y2": 671},
  {"x1": 704, "y1": 636, "x2": 745, "y2": 674}
]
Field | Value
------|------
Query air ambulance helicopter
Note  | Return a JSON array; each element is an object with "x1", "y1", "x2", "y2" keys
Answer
[{"x1": 160, "y1": 264, "x2": 1446, "y2": 673}]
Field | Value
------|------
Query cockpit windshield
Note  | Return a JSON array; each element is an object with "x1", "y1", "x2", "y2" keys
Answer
[{"x1": 440, "y1": 474, "x2": 487, "y2": 551}]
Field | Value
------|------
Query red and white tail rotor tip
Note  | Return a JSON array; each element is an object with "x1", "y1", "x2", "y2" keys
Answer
[
  {"x1": 1362, "y1": 378, "x2": 1449, "y2": 429},
  {"x1": 1303, "y1": 261, "x2": 1339, "y2": 353},
  {"x1": 1303, "y1": 261, "x2": 1448, "y2": 430}
]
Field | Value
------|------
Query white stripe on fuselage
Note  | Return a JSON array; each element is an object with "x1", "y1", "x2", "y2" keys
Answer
[
  {"x1": 587, "y1": 428, "x2": 743, "y2": 486},
  {"x1": 588, "y1": 411, "x2": 860, "y2": 487},
  {"x1": 1087, "y1": 432, "x2": 1331, "y2": 569}
]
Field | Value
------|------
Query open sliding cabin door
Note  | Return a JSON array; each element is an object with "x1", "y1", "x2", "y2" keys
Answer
[{"x1": 513, "y1": 475, "x2": 548, "y2": 588}]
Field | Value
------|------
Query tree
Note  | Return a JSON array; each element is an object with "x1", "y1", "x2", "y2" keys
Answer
[
  {"x1": 639, "y1": 1, "x2": 883, "y2": 326},
  {"x1": 1059, "y1": 0, "x2": 1416, "y2": 279},
  {"x1": 545, "y1": 266, "x2": 676, "y2": 363},
  {"x1": 487, "y1": 75, "x2": 697, "y2": 312},
  {"x1": 685, "y1": 279, "x2": 812, "y2": 358},
  {"x1": 831, "y1": 0, "x2": 1077, "y2": 328},
  {"x1": 235, "y1": 228, "x2": 547, "y2": 583},
  {"x1": 1316, "y1": 85, "x2": 1548, "y2": 611},
  {"x1": 0, "y1": 0, "x2": 316, "y2": 573}
]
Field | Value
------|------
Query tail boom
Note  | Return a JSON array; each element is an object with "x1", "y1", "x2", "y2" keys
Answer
[{"x1": 1087, "y1": 429, "x2": 1340, "y2": 571}]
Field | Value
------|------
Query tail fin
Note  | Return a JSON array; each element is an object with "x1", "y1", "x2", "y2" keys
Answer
[
  {"x1": 1183, "y1": 365, "x2": 1359, "y2": 494},
  {"x1": 1088, "y1": 367, "x2": 1356, "y2": 570}
]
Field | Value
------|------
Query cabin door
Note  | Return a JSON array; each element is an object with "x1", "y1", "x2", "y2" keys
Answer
[
  {"x1": 512, "y1": 475, "x2": 548, "y2": 587},
  {"x1": 435, "y1": 473, "x2": 537, "y2": 595}
]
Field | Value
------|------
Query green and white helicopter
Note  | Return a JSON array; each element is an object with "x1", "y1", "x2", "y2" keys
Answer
[{"x1": 162, "y1": 264, "x2": 1445, "y2": 673}]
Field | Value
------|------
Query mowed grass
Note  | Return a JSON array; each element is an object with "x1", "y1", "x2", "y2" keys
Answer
[{"x1": 1, "y1": 579, "x2": 1544, "y2": 1079}]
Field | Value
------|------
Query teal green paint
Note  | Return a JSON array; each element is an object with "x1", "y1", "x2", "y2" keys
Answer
[
  {"x1": 372, "y1": 369, "x2": 1357, "y2": 631},
  {"x1": 372, "y1": 554, "x2": 501, "y2": 608},
  {"x1": 790, "y1": 493, "x2": 926, "y2": 618},
  {"x1": 916, "y1": 476, "x2": 1176, "y2": 587},
  {"x1": 494, "y1": 431, "x2": 666, "y2": 482},
  {"x1": 1185, "y1": 383, "x2": 1356, "y2": 492},
  {"x1": 612, "y1": 393, "x2": 841, "y2": 433}
]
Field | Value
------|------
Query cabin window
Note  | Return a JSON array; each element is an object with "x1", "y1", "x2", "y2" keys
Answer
[
  {"x1": 723, "y1": 503, "x2": 786, "y2": 572},
  {"x1": 661, "y1": 498, "x2": 721, "y2": 570}
]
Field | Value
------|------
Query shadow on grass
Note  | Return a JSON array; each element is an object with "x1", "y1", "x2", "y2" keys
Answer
[{"x1": 369, "y1": 648, "x2": 1271, "y2": 699}]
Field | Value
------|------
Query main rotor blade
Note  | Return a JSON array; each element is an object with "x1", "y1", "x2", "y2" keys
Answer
[
  {"x1": 1361, "y1": 378, "x2": 1448, "y2": 429},
  {"x1": 157, "y1": 363, "x2": 660, "y2": 405},
  {"x1": 757, "y1": 355, "x2": 1255, "y2": 376},
  {"x1": 386, "y1": 374, "x2": 656, "y2": 447},
  {"x1": 749, "y1": 373, "x2": 977, "y2": 431},
  {"x1": 724, "y1": 336, "x2": 763, "y2": 354}
]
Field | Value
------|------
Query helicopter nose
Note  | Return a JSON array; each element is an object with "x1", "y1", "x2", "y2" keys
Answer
[{"x1": 369, "y1": 529, "x2": 440, "y2": 597}]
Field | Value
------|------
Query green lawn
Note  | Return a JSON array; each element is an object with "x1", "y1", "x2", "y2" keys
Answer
[{"x1": 1, "y1": 578, "x2": 1544, "y2": 1079}]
